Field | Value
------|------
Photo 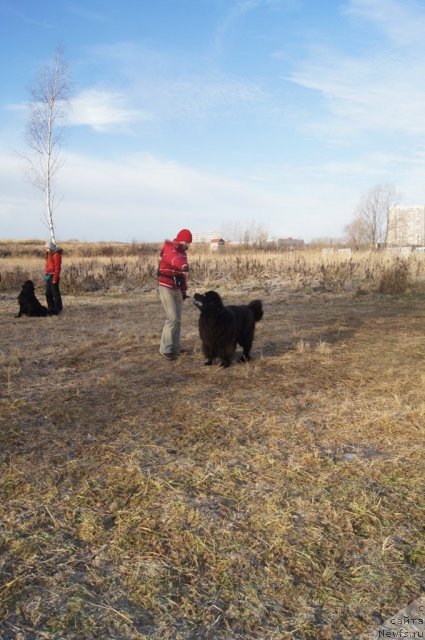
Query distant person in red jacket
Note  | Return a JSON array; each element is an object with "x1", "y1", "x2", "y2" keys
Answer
[
  {"x1": 44, "y1": 240, "x2": 63, "y2": 315},
  {"x1": 157, "y1": 228, "x2": 192, "y2": 360}
]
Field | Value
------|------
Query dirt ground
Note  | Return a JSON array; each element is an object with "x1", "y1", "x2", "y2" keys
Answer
[{"x1": 0, "y1": 286, "x2": 424, "y2": 639}]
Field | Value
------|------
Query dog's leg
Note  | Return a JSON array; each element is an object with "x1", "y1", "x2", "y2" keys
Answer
[
  {"x1": 238, "y1": 333, "x2": 254, "y2": 362},
  {"x1": 202, "y1": 342, "x2": 214, "y2": 365},
  {"x1": 203, "y1": 350, "x2": 214, "y2": 365},
  {"x1": 219, "y1": 344, "x2": 235, "y2": 367},
  {"x1": 238, "y1": 343, "x2": 252, "y2": 362}
]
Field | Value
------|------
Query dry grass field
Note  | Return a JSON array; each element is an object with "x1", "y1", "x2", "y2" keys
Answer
[{"x1": 0, "y1": 243, "x2": 424, "y2": 639}]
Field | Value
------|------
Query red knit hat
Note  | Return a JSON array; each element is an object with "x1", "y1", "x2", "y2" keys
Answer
[{"x1": 176, "y1": 229, "x2": 193, "y2": 244}]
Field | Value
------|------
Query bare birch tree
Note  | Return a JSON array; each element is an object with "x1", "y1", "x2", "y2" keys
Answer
[
  {"x1": 25, "y1": 48, "x2": 70, "y2": 244},
  {"x1": 348, "y1": 184, "x2": 399, "y2": 249}
]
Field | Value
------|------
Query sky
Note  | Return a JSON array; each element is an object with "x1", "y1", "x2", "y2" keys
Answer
[{"x1": 1, "y1": 0, "x2": 425, "y2": 243}]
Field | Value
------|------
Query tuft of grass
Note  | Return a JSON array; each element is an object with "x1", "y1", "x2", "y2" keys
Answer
[{"x1": 377, "y1": 257, "x2": 410, "y2": 294}]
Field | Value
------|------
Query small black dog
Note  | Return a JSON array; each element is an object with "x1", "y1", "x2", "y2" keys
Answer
[
  {"x1": 194, "y1": 290, "x2": 263, "y2": 367},
  {"x1": 16, "y1": 280, "x2": 50, "y2": 318}
]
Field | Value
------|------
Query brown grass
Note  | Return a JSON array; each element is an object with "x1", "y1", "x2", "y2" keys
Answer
[{"x1": 0, "y1": 245, "x2": 424, "y2": 639}]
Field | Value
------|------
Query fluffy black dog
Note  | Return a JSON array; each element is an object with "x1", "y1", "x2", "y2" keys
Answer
[
  {"x1": 16, "y1": 280, "x2": 50, "y2": 318},
  {"x1": 193, "y1": 290, "x2": 263, "y2": 367}
]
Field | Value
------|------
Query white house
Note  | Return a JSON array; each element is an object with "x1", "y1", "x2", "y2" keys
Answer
[{"x1": 209, "y1": 238, "x2": 225, "y2": 252}]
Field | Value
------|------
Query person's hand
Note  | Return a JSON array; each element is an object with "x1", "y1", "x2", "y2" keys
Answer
[{"x1": 182, "y1": 265, "x2": 189, "y2": 272}]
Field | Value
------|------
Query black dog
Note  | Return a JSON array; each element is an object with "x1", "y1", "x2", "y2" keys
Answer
[
  {"x1": 193, "y1": 290, "x2": 263, "y2": 367},
  {"x1": 16, "y1": 280, "x2": 50, "y2": 318}
]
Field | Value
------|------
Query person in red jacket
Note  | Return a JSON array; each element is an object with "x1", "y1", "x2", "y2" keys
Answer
[
  {"x1": 157, "y1": 228, "x2": 192, "y2": 360},
  {"x1": 44, "y1": 240, "x2": 63, "y2": 315}
]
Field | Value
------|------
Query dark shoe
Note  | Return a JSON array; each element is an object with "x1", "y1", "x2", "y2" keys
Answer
[
  {"x1": 160, "y1": 352, "x2": 176, "y2": 361},
  {"x1": 179, "y1": 348, "x2": 191, "y2": 355}
]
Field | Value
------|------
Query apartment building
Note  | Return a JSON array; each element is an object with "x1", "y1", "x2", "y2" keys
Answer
[
  {"x1": 387, "y1": 205, "x2": 425, "y2": 246},
  {"x1": 192, "y1": 231, "x2": 222, "y2": 243}
]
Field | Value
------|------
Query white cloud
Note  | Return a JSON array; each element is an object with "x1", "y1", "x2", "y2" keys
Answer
[
  {"x1": 2, "y1": 147, "x2": 422, "y2": 243},
  {"x1": 84, "y1": 42, "x2": 268, "y2": 124},
  {"x1": 285, "y1": 0, "x2": 425, "y2": 139},
  {"x1": 93, "y1": 47, "x2": 267, "y2": 122},
  {"x1": 137, "y1": 74, "x2": 268, "y2": 122},
  {"x1": 343, "y1": 0, "x2": 425, "y2": 46},
  {"x1": 213, "y1": 0, "x2": 299, "y2": 55},
  {"x1": 54, "y1": 151, "x2": 289, "y2": 240},
  {"x1": 288, "y1": 50, "x2": 425, "y2": 136},
  {"x1": 68, "y1": 89, "x2": 153, "y2": 132}
]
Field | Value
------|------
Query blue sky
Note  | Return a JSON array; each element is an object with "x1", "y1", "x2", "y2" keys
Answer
[{"x1": 1, "y1": 0, "x2": 424, "y2": 243}]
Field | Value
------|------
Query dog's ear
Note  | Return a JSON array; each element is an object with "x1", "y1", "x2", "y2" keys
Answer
[{"x1": 205, "y1": 290, "x2": 222, "y2": 304}]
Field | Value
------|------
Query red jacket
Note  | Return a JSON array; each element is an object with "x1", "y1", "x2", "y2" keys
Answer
[
  {"x1": 45, "y1": 250, "x2": 62, "y2": 283},
  {"x1": 157, "y1": 240, "x2": 189, "y2": 292}
]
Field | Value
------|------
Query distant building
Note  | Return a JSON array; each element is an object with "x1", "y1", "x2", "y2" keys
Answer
[
  {"x1": 387, "y1": 205, "x2": 425, "y2": 246},
  {"x1": 192, "y1": 231, "x2": 222, "y2": 244},
  {"x1": 209, "y1": 238, "x2": 225, "y2": 252},
  {"x1": 277, "y1": 237, "x2": 305, "y2": 250}
]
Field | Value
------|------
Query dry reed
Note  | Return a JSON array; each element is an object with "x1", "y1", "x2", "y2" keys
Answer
[{"x1": 1, "y1": 241, "x2": 424, "y2": 296}]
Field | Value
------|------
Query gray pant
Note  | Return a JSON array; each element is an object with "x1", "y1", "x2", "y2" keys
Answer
[{"x1": 159, "y1": 286, "x2": 182, "y2": 355}]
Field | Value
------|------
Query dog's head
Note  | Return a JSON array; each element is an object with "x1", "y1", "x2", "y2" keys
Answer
[
  {"x1": 22, "y1": 280, "x2": 35, "y2": 293},
  {"x1": 193, "y1": 292, "x2": 204, "y2": 310},
  {"x1": 193, "y1": 290, "x2": 224, "y2": 312}
]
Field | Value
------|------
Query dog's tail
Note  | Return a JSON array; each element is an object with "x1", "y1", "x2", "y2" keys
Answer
[{"x1": 249, "y1": 300, "x2": 263, "y2": 322}]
